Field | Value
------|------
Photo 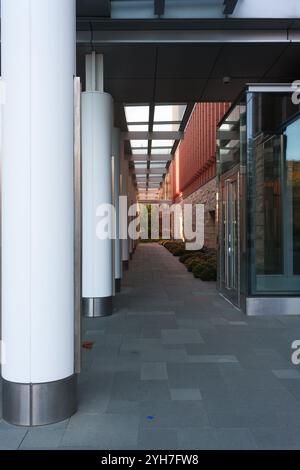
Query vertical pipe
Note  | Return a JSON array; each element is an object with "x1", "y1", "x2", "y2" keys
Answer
[
  {"x1": 112, "y1": 127, "x2": 122, "y2": 292},
  {"x1": 121, "y1": 147, "x2": 130, "y2": 270}
]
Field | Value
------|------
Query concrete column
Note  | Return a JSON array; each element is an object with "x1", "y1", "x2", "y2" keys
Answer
[
  {"x1": 112, "y1": 127, "x2": 122, "y2": 292},
  {"x1": 1, "y1": 0, "x2": 77, "y2": 426},
  {"x1": 121, "y1": 147, "x2": 130, "y2": 271},
  {"x1": 82, "y1": 53, "x2": 113, "y2": 317}
]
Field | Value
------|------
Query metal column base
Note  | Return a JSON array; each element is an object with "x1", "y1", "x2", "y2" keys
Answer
[
  {"x1": 83, "y1": 297, "x2": 113, "y2": 318},
  {"x1": 2, "y1": 374, "x2": 77, "y2": 427},
  {"x1": 122, "y1": 260, "x2": 129, "y2": 271},
  {"x1": 115, "y1": 279, "x2": 121, "y2": 293}
]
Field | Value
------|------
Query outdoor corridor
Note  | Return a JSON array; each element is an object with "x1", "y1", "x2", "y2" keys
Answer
[{"x1": 1, "y1": 243, "x2": 300, "y2": 449}]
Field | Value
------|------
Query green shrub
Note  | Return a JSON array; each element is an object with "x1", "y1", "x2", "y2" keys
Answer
[
  {"x1": 187, "y1": 258, "x2": 202, "y2": 272},
  {"x1": 192, "y1": 260, "x2": 217, "y2": 281},
  {"x1": 179, "y1": 251, "x2": 202, "y2": 263}
]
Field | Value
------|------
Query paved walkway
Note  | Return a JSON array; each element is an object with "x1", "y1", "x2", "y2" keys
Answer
[{"x1": 1, "y1": 243, "x2": 300, "y2": 449}]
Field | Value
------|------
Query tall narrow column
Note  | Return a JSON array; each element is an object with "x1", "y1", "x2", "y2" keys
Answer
[
  {"x1": 112, "y1": 127, "x2": 122, "y2": 292},
  {"x1": 1, "y1": 0, "x2": 77, "y2": 426},
  {"x1": 128, "y1": 169, "x2": 134, "y2": 260},
  {"x1": 121, "y1": 149, "x2": 130, "y2": 271},
  {"x1": 82, "y1": 53, "x2": 114, "y2": 317}
]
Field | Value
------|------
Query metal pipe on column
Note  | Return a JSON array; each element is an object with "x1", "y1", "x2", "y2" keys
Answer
[
  {"x1": 1, "y1": 0, "x2": 77, "y2": 426},
  {"x1": 128, "y1": 169, "x2": 134, "y2": 260},
  {"x1": 112, "y1": 127, "x2": 122, "y2": 292},
  {"x1": 121, "y1": 147, "x2": 130, "y2": 271},
  {"x1": 82, "y1": 52, "x2": 114, "y2": 317}
]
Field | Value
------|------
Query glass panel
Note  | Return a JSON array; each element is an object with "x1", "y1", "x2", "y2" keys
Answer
[
  {"x1": 153, "y1": 123, "x2": 180, "y2": 131},
  {"x1": 132, "y1": 149, "x2": 148, "y2": 155},
  {"x1": 218, "y1": 104, "x2": 245, "y2": 175},
  {"x1": 128, "y1": 124, "x2": 149, "y2": 131},
  {"x1": 285, "y1": 119, "x2": 300, "y2": 275},
  {"x1": 134, "y1": 163, "x2": 147, "y2": 169},
  {"x1": 131, "y1": 140, "x2": 148, "y2": 148},
  {"x1": 154, "y1": 104, "x2": 186, "y2": 122},
  {"x1": 125, "y1": 105, "x2": 149, "y2": 123},
  {"x1": 249, "y1": 92, "x2": 300, "y2": 293},
  {"x1": 255, "y1": 135, "x2": 283, "y2": 275},
  {"x1": 152, "y1": 140, "x2": 174, "y2": 147},
  {"x1": 150, "y1": 163, "x2": 166, "y2": 169},
  {"x1": 151, "y1": 148, "x2": 172, "y2": 155}
]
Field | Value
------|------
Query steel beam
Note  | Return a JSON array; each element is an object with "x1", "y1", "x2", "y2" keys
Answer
[
  {"x1": 122, "y1": 131, "x2": 183, "y2": 141},
  {"x1": 77, "y1": 29, "x2": 300, "y2": 44},
  {"x1": 138, "y1": 199, "x2": 172, "y2": 205},
  {"x1": 126, "y1": 154, "x2": 172, "y2": 162}
]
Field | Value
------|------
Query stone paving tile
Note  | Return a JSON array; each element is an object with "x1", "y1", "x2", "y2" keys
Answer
[
  {"x1": 141, "y1": 362, "x2": 168, "y2": 380},
  {"x1": 19, "y1": 422, "x2": 68, "y2": 449},
  {"x1": 139, "y1": 400, "x2": 209, "y2": 428},
  {"x1": 0, "y1": 421, "x2": 29, "y2": 450},
  {"x1": 61, "y1": 412, "x2": 139, "y2": 449},
  {"x1": 1, "y1": 243, "x2": 300, "y2": 450},
  {"x1": 161, "y1": 329, "x2": 204, "y2": 345},
  {"x1": 138, "y1": 428, "x2": 179, "y2": 450},
  {"x1": 250, "y1": 426, "x2": 300, "y2": 449},
  {"x1": 188, "y1": 355, "x2": 239, "y2": 364},
  {"x1": 272, "y1": 369, "x2": 300, "y2": 379},
  {"x1": 170, "y1": 388, "x2": 202, "y2": 401}
]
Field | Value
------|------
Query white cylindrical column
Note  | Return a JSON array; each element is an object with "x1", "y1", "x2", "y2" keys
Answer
[
  {"x1": 1, "y1": 0, "x2": 76, "y2": 426},
  {"x1": 112, "y1": 127, "x2": 122, "y2": 292},
  {"x1": 82, "y1": 53, "x2": 114, "y2": 317},
  {"x1": 121, "y1": 149, "x2": 130, "y2": 271}
]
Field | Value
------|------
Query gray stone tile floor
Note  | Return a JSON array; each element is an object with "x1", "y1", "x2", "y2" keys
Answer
[{"x1": 1, "y1": 242, "x2": 300, "y2": 449}]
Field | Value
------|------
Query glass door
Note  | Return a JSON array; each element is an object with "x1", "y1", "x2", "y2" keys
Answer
[{"x1": 220, "y1": 171, "x2": 240, "y2": 306}]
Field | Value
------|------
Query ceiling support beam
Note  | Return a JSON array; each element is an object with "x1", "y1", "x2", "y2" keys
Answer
[
  {"x1": 138, "y1": 199, "x2": 172, "y2": 205},
  {"x1": 126, "y1": 154, "x2": 172, "y2": 162},
  {"x1": 77, "y1": 29, "x2": 300, "y2": 44},
  {"x1": 122, "y1": 131, "x2": 183, "y2": 141}
]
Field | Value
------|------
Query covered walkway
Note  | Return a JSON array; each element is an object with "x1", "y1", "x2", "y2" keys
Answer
[{"x1": 1, "y1": 243, "x2": 300, "y2": 449}]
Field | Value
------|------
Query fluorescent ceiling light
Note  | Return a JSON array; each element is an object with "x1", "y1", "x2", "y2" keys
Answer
[
  {"x1": 131, "y1": 140, "x2": 148, "y2": 148},
  {"x1": 153, "y1": 123, "x2": 180, "y2": 132},
  {"x1": 154, "y1": 104, "x2": 186, "y2": 123},
  {"x1": 125, "y1": 105, "x2": 149, "y2": 123}
]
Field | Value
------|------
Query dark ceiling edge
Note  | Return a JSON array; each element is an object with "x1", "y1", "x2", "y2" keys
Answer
[{"x1": 76, "y1": 18, "x2": 299, "y2": 32}]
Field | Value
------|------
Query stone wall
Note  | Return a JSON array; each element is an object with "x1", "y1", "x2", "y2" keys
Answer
[{"x1": 182, "y1": 177, "x2": 217, "y2": 249}]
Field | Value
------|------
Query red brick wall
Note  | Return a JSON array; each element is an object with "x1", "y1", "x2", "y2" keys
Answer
[{"x1": 169, "y1": 102, "x2": 230, "y2": 200}]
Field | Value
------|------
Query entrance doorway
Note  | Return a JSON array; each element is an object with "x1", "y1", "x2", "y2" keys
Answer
[{"x1": 219, "y1": 169, "x2": 240, "y2": 307}]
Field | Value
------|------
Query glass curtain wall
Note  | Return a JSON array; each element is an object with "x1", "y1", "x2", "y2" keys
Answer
[
  {"x1": 218, "y1": 87, "x2": 300, "y2": 312},
  {"x1": 248, "y1": 92, "x2": 300, "y2": 294}
]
